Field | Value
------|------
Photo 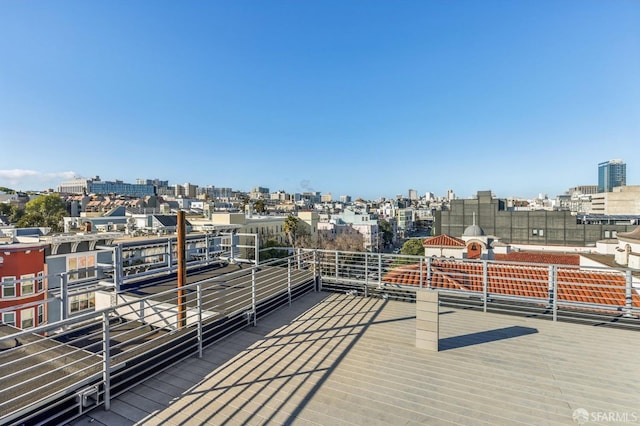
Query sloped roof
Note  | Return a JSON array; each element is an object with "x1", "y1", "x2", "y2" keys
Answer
[
  {"x1": 153, "y1": 215, "x2": 192, "y2": 227},
  {"x1": 618, "y1": 226, "x2": 640, "y2": 241},
  {"x1": 383, "y1": 260, "x2": 640, "y2": 309},
  {"x1": 154, "y1": 215, "x2": 178, "y2": 227},
  {"x1": 423, "y1": 234, "x2": 465, "y2": 247},
  {"x1": 494, "y1": 252, "x2": 580, "y2": 266}
]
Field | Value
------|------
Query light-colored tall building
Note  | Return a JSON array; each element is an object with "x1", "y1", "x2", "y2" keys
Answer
[
  {"x1": 58, "y1": 178, "x2": 91, "y2": 194},
  {"x1": 250, "y1": 187, "x2": 270, "y2": 199},
  {"x1": 589, "y1": 185, "x2": 640, "y2": 215},
  {"x1": 408, "y1": 189, "x2": 418, "y2": 200},
  {"x1": 174, "y1": 183, "x2": 198, "y2": 198}
]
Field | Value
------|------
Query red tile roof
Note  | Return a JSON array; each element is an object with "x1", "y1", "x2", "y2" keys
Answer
[
  {"x1": 382, "y1": 260, "x2": 640, "y2": 310},
  {"x1": 423, "y1": 235, "x2": 465, "y2": 247},
  {"x1": 494, "y1": 252, "x2": 580, "y2": 265}
]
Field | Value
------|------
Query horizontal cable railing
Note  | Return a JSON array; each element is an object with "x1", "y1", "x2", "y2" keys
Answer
[
  {"x1": 0, "y1": 253, "x2": 316, "y2": 426},
  {"x1": 312, "y1": 249, "x2": 640, "y2": 327},
  {"x1": 1, "y1": 248, "x2": 638, "y2": 425}
]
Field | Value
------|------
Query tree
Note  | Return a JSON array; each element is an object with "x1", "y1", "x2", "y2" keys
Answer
[
  {"x1": 254, "y1": 198, "x2": 266, "y2": 214},
  {"x1": 378, "y1": 219, "x2": 394, "y2": 249},
  {"x1": 259, "y1": 239, "x2": 290, "y2": 261},
  {"x1": 17, "y1": 194, "x2": 67, "y2": 232},
  {"x1": 0, "y1": 203, "x2": 12, "y2": 216},
  {"x1": 401, "y1": 238, "x2": 425, "y2": 256},
  {"x1": 283, "y1": 214, "x2": 300, "y2": 249},
  {"x1": 241, "y1": 195, "x2": 250, "y2": 211}
]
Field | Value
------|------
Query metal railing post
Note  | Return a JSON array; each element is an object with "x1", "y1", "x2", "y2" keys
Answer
[
  {"x1": 426, "y1": 257, "x2": 432, "y2": 289},
  {"x1": 251, "y1": 268, "x2": 257, "y2": 326},
  {"x1": 315, "y1": 250, "x2": 322, "y2": 292},
  {"x1": 364, "y1": 253, "x2": 369, "y2": 297},
  {"x1": 547, "y1": 264, "x2": 555, "y2": 311},
  {"x1": 419, "y1": 258, "x2": 424, "y2": 289},
  {"x1": 335, "y1": 251, "x2": 339, "y2": 281},
  {"x1": 287, "y1": 258, "x2": 292, "y2": 305},
  {"x1": 552, "y1": 265, "x2": 558, "y2": 322},
  {"x1": 114, "y1": 244, "x2": 123, "y2": 292},
  {"x1": 205, "y1": 233, "x2": 210, "y2": 262},
  {"x1": 297, "y1": 248, "x2": 301, "y2": 270},
  {"x1": 254, "y1": 234, "x2": 259, "y2": 266},
  {"x1": 167, "y1": 240, "x2": 172, "y2": 274},
  {"x1": 378, "y1": 253, "x2": 382, "y2": 288},
  {"x1": 482, "y1": 261, "x2": 488, "y2": 313},
  {"x1": 197, "y1": 282, "x2": 203, "y2": 357},
  {"x1": 61, "y1": 273, "x2": 68, "y2": 321},
  {"x1": 102, "y1": 311, "x2": 111, "y2": 411},
  {"x1": 624, "y1": 270, "x2": 633, "y2": 317}
]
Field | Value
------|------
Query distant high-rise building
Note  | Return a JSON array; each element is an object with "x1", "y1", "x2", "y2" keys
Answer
[
  {"x1": 598, "y1": 159, "x2": 626, "y2": 193},
  {"x1": 408, "y1": 189, "x2": 418, "y2": 200},
  {"x1": 250, "y1": 187, "x2": 270, "y2": 199}
]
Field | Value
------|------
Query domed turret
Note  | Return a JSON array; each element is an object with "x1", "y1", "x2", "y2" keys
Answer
[
  {"x1": 463, "y1": 224, "x2": 484, "y2": 237},
  {"x1": 463, "y1": 212, "x2": 484, "y2": 237}
]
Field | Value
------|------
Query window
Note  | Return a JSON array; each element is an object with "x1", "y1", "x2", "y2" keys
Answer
[
  {"x1": 38, "y1": 304, "x2": 44, "y2": 324},
  {"x1": 37, "y1": 272, "x2": 44, "y2": 292},
  {"x1": 1, "y1": 277, "x2": 16, "y2": 298},
  {"x1": 21, "y1": 274, "x2": 35, "y2": 296},
  {"x1": 21, "y1": 308, "x2": 34, "y2": 329},
  {"x1": 68, "y1": 254, "x2": 97, "y2": 282},
  {"x1": 2, "y1": 312, "x2": 15, "y2": 326},
  {"x1": 70, "y1": 292, "x2": 95, "y2": 313}
]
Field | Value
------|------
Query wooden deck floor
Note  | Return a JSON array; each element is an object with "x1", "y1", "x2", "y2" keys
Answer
[{"x1": 72, "y1": 291, "x2": 640, "y2": 425}]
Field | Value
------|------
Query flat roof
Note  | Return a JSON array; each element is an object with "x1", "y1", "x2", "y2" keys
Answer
[{"x1": 73, "y1": 291, "x2": 640, "y2": 425}]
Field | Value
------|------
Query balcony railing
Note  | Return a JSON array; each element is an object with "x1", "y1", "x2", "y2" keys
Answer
[{"x1": 0, "y1": 249, "x2": 638, "y2": 425}]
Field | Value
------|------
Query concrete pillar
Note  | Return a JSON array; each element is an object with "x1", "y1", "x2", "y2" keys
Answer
[{"x1": 416, "y1": 290, "x2": 439, "y2": 351}]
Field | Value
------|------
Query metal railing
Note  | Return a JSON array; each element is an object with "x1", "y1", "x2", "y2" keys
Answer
[
  {"x1": 1, "y1": 248, "x2": 639, "y2": 425},
  {"x1": 0, "y1": 253, "x2": 316, "y2": 426},
  {"x1": 312, "y1": 250, "x2": 640, "y2": 326}
]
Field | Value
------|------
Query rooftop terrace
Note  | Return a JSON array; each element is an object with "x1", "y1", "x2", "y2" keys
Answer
[
  {"x1": 72, "y1": 290, "x2": 640, "y2": 426},
  {"x1": 3, "y1": 249, "x2": 639, "y2": 425}
]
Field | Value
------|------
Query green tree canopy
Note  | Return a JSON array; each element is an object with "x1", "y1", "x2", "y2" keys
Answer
[
  {"x1": 0, "y1": 203, "x2": 12, "y2": 216},
  {"x1": 254, "y1": 198, "x2": 266, "y2": 214},
  {"x1": 259, "y1": 238, "x2": 290, "y2": 261},
  {"x1": 283, "y1": 214, "x2": 300, "y2": 248},
  {"x1": 17, "y1": 194, "x2": 67, "y2": 232},
  {"x1": 378, "y1": 219, "x2": 394, "y2": 248},
  {"x1": 400, "y1": 238, "x2": 425, "y2": 256}
]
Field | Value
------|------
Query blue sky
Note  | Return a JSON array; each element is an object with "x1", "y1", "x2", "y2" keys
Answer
[{"x1": 1, "y1": 1, "x2": 639, "y2": 200}]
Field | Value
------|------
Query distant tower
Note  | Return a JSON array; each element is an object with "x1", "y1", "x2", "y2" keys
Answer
[
  {"x1": 598, "y1": 159, "x2": 626, "y2": 192},
  {"x1": 408, "y1": 189, "x2": 418, "y2": 200}
]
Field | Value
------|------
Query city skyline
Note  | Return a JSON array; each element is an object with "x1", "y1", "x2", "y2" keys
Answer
[{"x1": 1, "y1": 1, "x2": 639, "y2": 200}]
